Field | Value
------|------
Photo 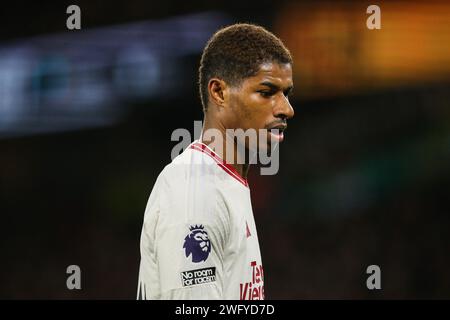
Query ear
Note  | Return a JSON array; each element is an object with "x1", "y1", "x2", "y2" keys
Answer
[{"x1": 208, "y1": 78, "x2": 229, "y2": 108}]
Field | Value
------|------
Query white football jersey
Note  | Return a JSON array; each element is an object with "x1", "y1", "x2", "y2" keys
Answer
[{"x1": 137, "y1": 140, "x2": 265, "y2": 300}]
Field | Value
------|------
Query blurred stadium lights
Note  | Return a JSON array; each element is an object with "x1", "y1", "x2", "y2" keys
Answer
[
  {"x1": 0, "y1": 11, "x2": 231, "y2": 138},
  {"x1": 274, "y1": 1, "x2": 450, "y2": 99}
]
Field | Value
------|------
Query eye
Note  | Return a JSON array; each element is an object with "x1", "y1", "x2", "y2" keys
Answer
[{"x1": 258, "y1": 91, "x2": 273, "y2": 98}]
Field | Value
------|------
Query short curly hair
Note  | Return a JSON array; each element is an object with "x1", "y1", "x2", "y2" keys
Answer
[{"x1": 199, "y1": 23, "x2": 293, "y2": 112}]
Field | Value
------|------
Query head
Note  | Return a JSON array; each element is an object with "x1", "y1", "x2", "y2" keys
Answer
[{"x1": 199, "y1": 23, "x2": 295, "y2": 151}]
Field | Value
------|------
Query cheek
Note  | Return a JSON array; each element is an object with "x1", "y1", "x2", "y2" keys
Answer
[
  {"x1": 242, "y1": 94, "x2": 271, "y2": 122},
  {"x1": 249, "y1": 96, "x2": 274, "y2": 125},
  {"x1": 230, "y1": 94, "x2": 252, "y2": 124},
  {"x1": 231, "y1": 92, "x2": 273, "y2": 129}
]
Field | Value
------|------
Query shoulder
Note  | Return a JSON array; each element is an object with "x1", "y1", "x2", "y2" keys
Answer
[
  {"x1": 152, "y1": 141, "x2": 248, "y2": 213},
  {"x1": 157, "y1": 143, "x2": 220, "y2": 192}
]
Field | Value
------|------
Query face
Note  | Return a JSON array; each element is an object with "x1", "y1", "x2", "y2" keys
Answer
[{"x1": 226, "y1": 62, "x2": 295, "y2": 151}]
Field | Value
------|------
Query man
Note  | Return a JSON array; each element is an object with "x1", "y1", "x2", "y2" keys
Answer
[{"x1": 137, "y1": 23, "x2": 294, "y2": 299}]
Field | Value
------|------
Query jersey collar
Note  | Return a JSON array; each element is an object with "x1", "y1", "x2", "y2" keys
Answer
[{"x1": 190, "y1": 141, "x2": 249, "y2": 188}]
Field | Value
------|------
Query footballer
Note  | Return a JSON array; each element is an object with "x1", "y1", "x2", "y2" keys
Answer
[{"x1": 137, "y1": 23, "x2": 295, "y2": 300}]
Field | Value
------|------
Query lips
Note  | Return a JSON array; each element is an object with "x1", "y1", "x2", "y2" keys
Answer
[
  {"x1": 268, "y1": 125, "x2": 286, "y2": 142},
  {"x1": 270, "y1": 124, "x2": 287, "y2": 131},
  {"x1": 269, "y1": 131, "x2": 284, "y2": 142}
]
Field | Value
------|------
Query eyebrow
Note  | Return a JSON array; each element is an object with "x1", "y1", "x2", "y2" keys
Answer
[{"x1": 259, "y1": 81, "x2": 293, "y2": 93}]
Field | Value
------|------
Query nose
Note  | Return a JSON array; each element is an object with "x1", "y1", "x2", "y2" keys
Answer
[{"x1": 274, "y1": 95, "x2": 295, "y2": 120}]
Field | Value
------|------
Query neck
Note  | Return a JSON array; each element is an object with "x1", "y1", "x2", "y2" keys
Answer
[{"x1": 200, "y1": 114, "x2": 250, "y2": 180}]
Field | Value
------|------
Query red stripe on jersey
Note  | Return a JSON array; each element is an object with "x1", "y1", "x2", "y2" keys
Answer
[{"x1": 190, "y1": 142, "x2": 249, "y2": 188}]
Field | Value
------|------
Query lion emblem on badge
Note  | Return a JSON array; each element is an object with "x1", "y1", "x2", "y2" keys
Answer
[{"x1": 183, "y1": 224, "x2": 211, "y2": 263}]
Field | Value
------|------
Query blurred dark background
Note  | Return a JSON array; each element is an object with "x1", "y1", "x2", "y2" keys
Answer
[{"x1": 1, "y1": 0, "x2": 449, "y2": 299}]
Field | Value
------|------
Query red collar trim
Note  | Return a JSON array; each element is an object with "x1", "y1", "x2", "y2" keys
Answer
[{"x1": 190, "y1": 142, "x2": 249, "y2": 188}]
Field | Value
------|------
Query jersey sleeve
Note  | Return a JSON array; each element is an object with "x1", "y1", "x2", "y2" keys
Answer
[{"x1": 138, "y1": 163, "x2": 231, "y2": 300}]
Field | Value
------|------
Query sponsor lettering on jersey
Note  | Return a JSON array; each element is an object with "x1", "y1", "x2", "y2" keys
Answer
[{"x1": 239, "y1": 261, "x2": 264, "y2": 300}]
